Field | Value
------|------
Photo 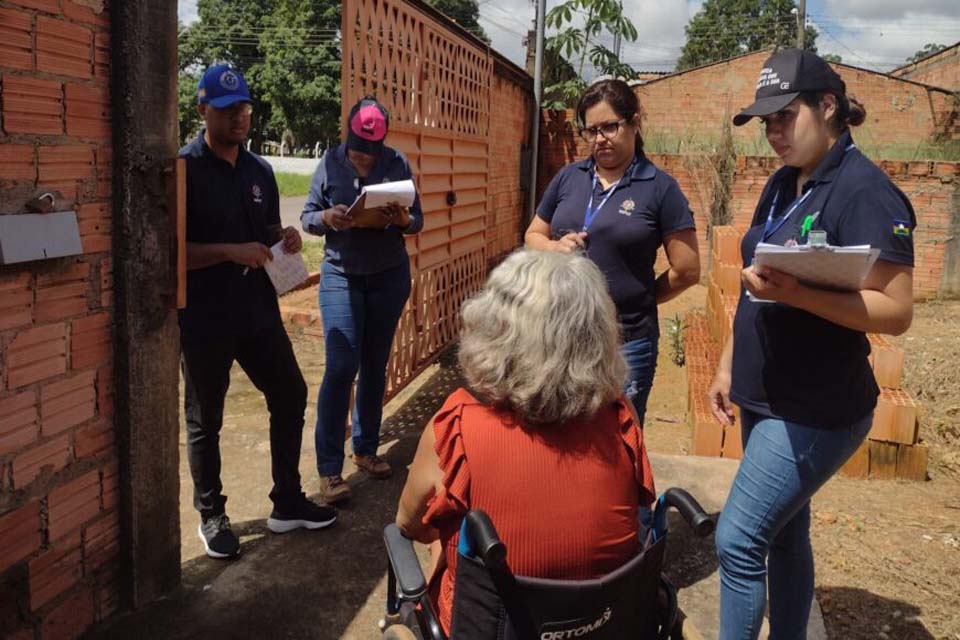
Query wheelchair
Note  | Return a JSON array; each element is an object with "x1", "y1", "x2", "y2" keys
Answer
[{"x1": 380, "y1": 488, "x2": 715, "y2": 640}]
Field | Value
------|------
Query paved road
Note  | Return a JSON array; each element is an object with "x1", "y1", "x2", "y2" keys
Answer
[{"x1": 280, "y1": 196, "x2": 307, "y2": 235}]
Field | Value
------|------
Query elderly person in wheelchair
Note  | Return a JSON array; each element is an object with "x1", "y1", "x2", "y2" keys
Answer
[{"x1": 384, "y1": 249, "x2": 712, "y2": 640}]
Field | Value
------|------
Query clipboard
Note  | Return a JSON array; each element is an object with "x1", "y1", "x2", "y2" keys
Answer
[
  {"x1": 753, "y1": 242, "x2": 881, "y2": 292},
  {"x1": 346, "y1": 179, "x2": 417, "y2": 229},
  {"x1": 345, "y1": 192, "x2": 390, "y2": 229}
]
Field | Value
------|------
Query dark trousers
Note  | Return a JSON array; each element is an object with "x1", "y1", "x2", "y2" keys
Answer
[{"x1": 181, "y1": 322, "x2": 307, "y2": 518}]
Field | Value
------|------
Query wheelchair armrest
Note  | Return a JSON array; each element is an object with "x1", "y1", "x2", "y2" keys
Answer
[
  {"x1": 663, "y1": 488, "x2": 715, "y2": 537},
  {"x1": 383, "y1": 524, "x2": 428, "y2": 599}
]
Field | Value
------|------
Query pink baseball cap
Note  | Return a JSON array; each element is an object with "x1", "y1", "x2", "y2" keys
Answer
[{"x1": 347, "y1": 97, "x2": 389, "y2": 155}]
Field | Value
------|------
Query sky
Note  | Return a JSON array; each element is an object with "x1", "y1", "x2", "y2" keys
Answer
[{"x1": 177, "y1": 0, "x2": 960, "y2": 75}]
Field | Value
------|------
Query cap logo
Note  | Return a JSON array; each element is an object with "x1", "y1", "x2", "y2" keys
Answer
[
  {"x1": 220, "y1": 70, "x2": 240, "y2": 91},
  {"x1": 780, "y1": 82, "x2": 791, "y2": 90},
  {"x1": 756, "y1": 67, "x2": 783, "y2": 90}
]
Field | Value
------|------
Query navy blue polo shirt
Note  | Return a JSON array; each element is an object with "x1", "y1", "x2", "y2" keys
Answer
[
  {"x1": 537, "y1": 153, "x2": 695, "y2": 341},
  {"x1": 300, "y1": 143, "x2": 423, "y2": 275},
  {"x1": 178, "y1": 132, "x2": 282, "y2": 342},
  {"x1": 731, "y1": 131, "x2": 916, "y2": 429}
]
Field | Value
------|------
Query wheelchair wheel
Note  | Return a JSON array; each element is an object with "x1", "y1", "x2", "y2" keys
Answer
[{"x1": 382, "y1": 624, "x2": 420, "y2": 640}]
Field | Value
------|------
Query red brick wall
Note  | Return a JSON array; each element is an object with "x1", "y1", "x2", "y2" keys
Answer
[
  {"x1": 635, "y1": 50, "x2": 959, "y2": 148},
  {"x1": 538, "y1": 109, "x2": 960, "y2": 299},
  {"x1": 891, "y1": 44, "x2": 960, "y2": 92},
  {"x1": 487, "y1": 71, "x2": 533, "y2": 260},
  {"x1": 0, "y1": 2, "x2": 119, "y2": 639}
]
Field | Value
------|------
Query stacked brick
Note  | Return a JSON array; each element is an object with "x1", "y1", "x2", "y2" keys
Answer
[
  {"x1": 683, "y1": 226, "x2": 928, "y2": 481},
  {"x1": 844, "y1": 334, "x2": 928, "y2": 481},
  {"x1": 0, "y1": 2, "x2": 120, "y2": 639},
  {"x1": 686, "y1": 226, "x2": 743, "y2": 460}
]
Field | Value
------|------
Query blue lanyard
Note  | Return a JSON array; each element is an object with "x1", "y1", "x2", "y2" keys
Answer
[
  {"x1": 762, "y1": 188, "x2": 815, "y2": 242},
  {"x1": 583, "y1": 160, "x2": 634, "y2": 231},
  {"x1": 762, "y1": 143, "x2": 856, "y2": 242}
]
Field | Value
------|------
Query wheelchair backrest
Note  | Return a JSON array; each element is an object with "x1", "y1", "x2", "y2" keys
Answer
[{"x1": 449, "y1": 533, "x2": 667, "y2": 640}]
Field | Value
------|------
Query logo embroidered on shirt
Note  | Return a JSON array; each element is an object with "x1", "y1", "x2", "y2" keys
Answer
[
  {"x1": 619, "y1": 199, "x2": 636, "y2": 216},
  {"x1": 252, "y1": 184, "x2": 263, "y2": 204},
  {"x1": 893, "y1": 220, "x2": 911, "y2": 237}
]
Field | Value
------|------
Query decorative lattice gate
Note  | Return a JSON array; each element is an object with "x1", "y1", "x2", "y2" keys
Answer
[{"x1": 341, "y1": 0, "x2": 514, "y2": 400}]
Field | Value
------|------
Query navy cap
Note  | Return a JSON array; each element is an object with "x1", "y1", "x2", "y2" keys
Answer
[
  {"x1": 734, "y1": 49, "x2": 846, "y2": 126},
  {"x1": 197, "y1": 64, "x2": 251, "y2": 108}
]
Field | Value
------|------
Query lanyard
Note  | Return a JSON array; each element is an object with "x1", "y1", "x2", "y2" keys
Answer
[
  {"x1": 583, "y1": 160, "x2": 635, "y2": 231},
  {"x1": 762, "y1": 188, "x2": 814, "y2": 242},
  {"x1": 761, "y1": 143, "x2": 856, "y2": 242}
]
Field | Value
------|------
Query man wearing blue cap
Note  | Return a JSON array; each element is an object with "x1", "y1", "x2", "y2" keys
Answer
[{"x1": 179, "y1": 64, "x2": 336, "y2": 559}]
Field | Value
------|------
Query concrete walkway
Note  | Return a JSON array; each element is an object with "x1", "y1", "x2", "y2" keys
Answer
[{"x1": 649, "y1": 453, "x2": 827, "y2": 640}]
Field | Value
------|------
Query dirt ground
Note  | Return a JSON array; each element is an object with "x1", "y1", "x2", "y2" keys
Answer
[
  {"x1": 653, "y1": 290, "x2": 960, "y2": 640},
  {"x1": 94, "y1": 285, "x2": 960, "y2": 639}
]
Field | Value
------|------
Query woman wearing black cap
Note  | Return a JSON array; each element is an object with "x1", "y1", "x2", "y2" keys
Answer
[
  {"x1": 707, "y1": 49, "x2": 915, "y2": 639},
  {"x1": 301, "y1": 96, "x2": 423, "y2": 505}
]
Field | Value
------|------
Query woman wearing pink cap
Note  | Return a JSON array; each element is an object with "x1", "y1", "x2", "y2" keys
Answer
[{"x1": 301, "y1": 96, "x2": 423, "y2": 504}]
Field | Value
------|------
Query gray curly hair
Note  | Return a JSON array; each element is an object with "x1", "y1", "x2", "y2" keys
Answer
[{"x1": 458, "y1": 249, "x2": 626, "y2": 426}]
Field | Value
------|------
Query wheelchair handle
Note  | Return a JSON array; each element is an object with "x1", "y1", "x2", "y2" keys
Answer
[
  {"x1": 663, "y1": 488, "x2": 715, "y2": 537},
  {"x1": 464, "y1": 510, "x2": 507, "y2": 568}
]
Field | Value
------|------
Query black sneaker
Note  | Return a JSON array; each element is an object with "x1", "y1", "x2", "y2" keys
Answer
[
  {"x1": 198, "y1": 513, "x2": 240, "y2": 559},
  {"x1": 267, "y1": 495, "x2": 337, "y2": 533}
]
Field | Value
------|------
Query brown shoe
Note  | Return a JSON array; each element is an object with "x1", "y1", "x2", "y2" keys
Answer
[
  {"x1": 319, "y1": 475, "x2": 351, "y2": 504},
  {"x1": 353, "y1": 454, "x2": 392, "y2": 479}
]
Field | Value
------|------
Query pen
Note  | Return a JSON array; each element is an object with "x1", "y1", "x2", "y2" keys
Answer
[{"x1": 800, "y1": 211, "x2": 821, "y2": 238}]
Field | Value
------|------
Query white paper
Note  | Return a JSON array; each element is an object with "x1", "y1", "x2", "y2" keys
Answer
[
  {"x1": 263, "y1": 241, "x2": 310, "y2": 296},
  {"x1": 752, "y1": 242, "x2": 881, "y2": 294},
  {"x1": 358, "y1": 179, "x2": 416, "y2": 209}
]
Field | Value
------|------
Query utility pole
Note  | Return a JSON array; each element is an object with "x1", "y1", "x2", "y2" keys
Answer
[
  {"x1": 613, "y1": 0, "x2": 623, "y2": 59},
  {"x1": 797, "y1": 0, "x2": 806, "y2": 49},
  {"x1": 528, "y1": 0, "x2": 546, "y2": 223}
]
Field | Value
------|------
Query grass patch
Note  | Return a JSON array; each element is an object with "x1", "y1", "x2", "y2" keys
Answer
[
  {"x1": 275, "y1": 172, "x2": 313, "y2": 198},
  {"x1": 300, "y1": 240, "x2": 325, "y2": 273},
  {"x1": 644, "y1": 129, "x2": 960, "y2": 162}
]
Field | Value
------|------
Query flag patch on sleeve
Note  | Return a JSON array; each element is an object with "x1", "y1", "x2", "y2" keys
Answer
[{"x1": 893, "y1": 220, "x2": 911, "y2": 237}]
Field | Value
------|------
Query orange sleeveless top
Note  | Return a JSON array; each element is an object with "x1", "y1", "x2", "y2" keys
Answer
[{"x1": 423, "y1": 388, "x2": 656, "y2": 635}]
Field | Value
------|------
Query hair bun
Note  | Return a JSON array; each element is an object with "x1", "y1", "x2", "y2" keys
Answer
[{"x1": 845, "y1": 95, "x2": 867, "y2": 127}]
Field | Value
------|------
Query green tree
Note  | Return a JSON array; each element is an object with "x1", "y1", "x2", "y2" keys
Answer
[
  {"x1": 178, "y1": 0, "x2": 344, "y2": 153},
  {"x1": 821, "y1": 53, "x2": 842, "y2": 63},
  {"x1": 906, "y1": 43, "x2": 947, "y2": 64},
  {"x1": 178, "y1": 0, "x2": 276, "y2": 151},
  {"x1": 257, "y1": 0, "x2": 342, "y2": 149},
  {"x1": 677, "y1": 0, "x2": 818, "y2": 71},
  {"x1": 426, "y1": 0, "x2": 489, "y2": 43},
  {"x1": 543, "y1": 0, "x2": 639, "y2": 108}
]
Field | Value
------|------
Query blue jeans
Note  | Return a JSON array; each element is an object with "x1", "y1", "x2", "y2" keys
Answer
[
  {"x1": 621, "y1": 337, "x2": 658, "y2": 428},
  {"x1": 316, "y1": 261, "x2": 411, "y2": 476},
  {"x1": 715, "y1": 408, "x2": 873, "y2": 640}
]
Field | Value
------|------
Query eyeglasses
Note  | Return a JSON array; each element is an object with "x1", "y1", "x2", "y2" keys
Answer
[
  {"x1": 579, "y1": 119, "x2": 627, "y2": 142},
  {"x1": 212, "y1": 102, "x2": 254, "y2": 119}
]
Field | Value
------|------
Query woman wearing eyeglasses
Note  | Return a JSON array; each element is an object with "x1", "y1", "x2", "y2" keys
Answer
[{"x1": 525, "y1": 78, "x2": 700, "y2": 428}]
